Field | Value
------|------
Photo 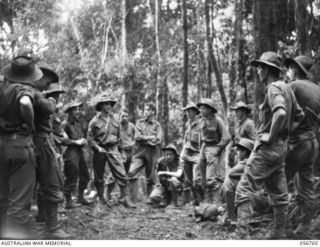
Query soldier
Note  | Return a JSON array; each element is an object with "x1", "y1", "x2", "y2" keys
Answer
[
  {"x1": 87, "y1": 96, "x2": 135, "y2": 208},
  {"x1": 127, "y1": 103, "x2": 163, "y2": 206},
  {"x1": 230, "y1": 101, "x2": 256, "y2": 142},
  {"x1": 150, "y1": 144, "x2": 184, "y2": 207},
  {"x1": 233, "y1": 52, "x2": 304, "y2": 239},
  {"x1": 62, "y1": 102, "x2": 91, "y2": 208},
  {"x1": 119, "y1": 108, "x2": 136, "y2": 173},
  {"x1": 0, "y1": 56, "x2": 40, "y2": 239},
  {"x1": 180, "y1": 103, "x2": 203, "y2": 205},
  {"x1": 284, "y1": 55, "x2": 320, "y2": 239},
  {"x1": 197, "y1": 98, "x2": 231, "y2": 204},
  {"x1": 223, "y1": 138, "x2": 254, "y2": 225}
]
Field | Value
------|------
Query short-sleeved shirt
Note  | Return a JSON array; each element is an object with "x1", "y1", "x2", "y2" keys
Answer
[
  {"x1": 135, "y1": 118, "x2": 162, "y2": 146},
  {"x1": 62, "y1": 117, "x2": 86, "y2": 146},
  {"x1": 0, "y1": 81, "x2": 35, "y2": 135},
  {"x1": 235, "y1": 117, "x2": 256, "y2": 142},
  {"x1": 87, "y1": 113, "x2": 119, "y2": 150},
  {"x1": 119, "y1": 122, "x2": 135, "y2": 149},
  {"x1": 200, "y1": 115, "x2": 231, "y2": 150},
  {"x1": 34, "y1": 91, "x2": 56, "y2": 133},
  {"x1": 258, "y1": 80, "x2": 304, "y2": 137},
  {"x1": 183, "y1": 118, "x2": 201, "y2": 152},
  {"x1": 289, "y1": 79, "x2": 320, "y2": 135}
]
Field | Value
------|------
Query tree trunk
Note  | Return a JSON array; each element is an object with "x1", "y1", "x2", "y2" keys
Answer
[
  {"x1": 196, "y1": 2, "x2": 203, "y2": 101},
  {"x1": 205, "y1": 0, "x2": 212, "y2": 97},
  {"x1": 295, "y1": 0, "x2": 312, "y2": 57},
  {"x1": 253, "y1": 0, "x2": 278, "y2": 123},
  {"x1": 162, "y1": 76, "x2": 169, "y2": 145},
  {"x1": 121, "y1": 0, "x2": 128, "y2": 62},
  {"x1": 182, "y1": 0, "x2": 188, "y2": 135}
]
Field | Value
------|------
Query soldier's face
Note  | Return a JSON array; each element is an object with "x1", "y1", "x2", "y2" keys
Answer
[
  {"x1": 200, "y1": 105, "x2": 211, "y2": 117},
  {"x1": 186, "y1": 109, "x2": 197, "y2": 119},
  {"x1": 70, "y1": 107, "x2": 80, "y2": 119},
  {"x1": 34, "y1": 74, "x2": 55, "y2": 91},
  {"x1": 121, "y1": 112, "x2": 128, "y2": 123},
  {"x1": 257, "y1": 64, "x2": 268, "y2": 83},
  {"x1": 287, "y1": 67, "x2": 296, "y2": 82},
  {"x1": 165, "y1": 150, "x2": 175, "y2": 162},
  {"x1": 144, "y1": 106, "x2": 153, "y2": 118},
  {"x1": 235, "y1": 109, "x2": 244, "y2": 120},
  {"x1": 236, "y1": 147, "x2": 247, "y2": 161}
]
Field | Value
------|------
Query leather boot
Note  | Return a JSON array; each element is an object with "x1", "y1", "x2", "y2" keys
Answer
[
  {"x1": 44, "y1": 201, "x2": 72, "y2": 239},
  {"x1": 118, "y1": 185, "x2": 137, "y2": 208},
  {"x1": 182, "y1": 189, "x2": 191, "y2": 205},
  {"x1": 293, "y1": 202, "x2": 314, "y2": 239},
  {"x1": 106, "y1": 183, "x2": 115, "y2": 201},
  {"x1": 35, "y1": 193, "x2": 46, "y2": 223},
  {"x1": 65, "y1": 193, "x2": 79, "y2": 209},
  {"x1": 193, "y1": 186, "x2": 204, "y2": 206},
  {"x1": 129, "y1": 180, "x2": 138, "y2": 203},
  {"x1": 225, "y1": 190, "x2": 237, "y2": 222},
  {"x1": 230, "y1": 201, "x2": 252, "y2": 239},
  {"x1": 77, "y1": 188, "x2": 92, "y2": 206},
  {"x1": 266, "y1": 205, "x2": 288, "y2": 239},
  {"x1": 97, "y1": 187, "x2": 107, "y2": 205}
]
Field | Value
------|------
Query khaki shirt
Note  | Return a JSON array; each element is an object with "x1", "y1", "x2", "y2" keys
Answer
[
  {"x1": 119, "y1": 122, "x2": 135, "y2": 149},
  {"x1": 200, "y1": 114, "x2": 231, "y2": 151},
  {"x1": 235, "y1": 117, "x2": 256, "y2": 142},
  {"x1": 87, "y1": 113, "x2": 120, "y2": 150},
  {"x1": 183, "y1": 118, "x2": 201, "y2": 152},
  {"x1": 258, "y1": 81, "x2": 304, "y2": 137},
  {"x1": 135, "y1": 118, "x2": 162, "y2": 146}
]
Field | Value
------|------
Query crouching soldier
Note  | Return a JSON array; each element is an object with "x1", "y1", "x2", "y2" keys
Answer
[
  {"x1": 150, "y1": 144, "x2": 184, "y2": 207},
  {"x1": 223, "y1": 138, "x2": 254, "y2": 225},
  {"x1": 198, "y1": 98, "x2": 231, "y2": 204},
  {"x1": 180, "y1": 103, "x2": 203, "y2": 205},
  {"x1": 62, "y1": 102, "x2": 91, "y2": 208},
  {"x1": 87, "y1": 96, "x2": 135, "y2": 208}
]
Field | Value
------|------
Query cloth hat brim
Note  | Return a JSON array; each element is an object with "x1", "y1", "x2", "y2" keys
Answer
[
  {"x1": 230, "y1": 106, "x2": 251, "y2": 113},
  {"x1": 65, "y1": 102, "x2": 83, "y2": 113},
  {"x1": 234, "y1": 142, "x2": 253, "y2": 152},
  {"x1": 1, "y1": 63, "x2": 43, "y2": 84},
  {"x1": 39, "y1": 67, "x2": 59, "y2": 83},
  {"x1": 45, "y1": 88, "x2": 66, "y2": 95},
  {"x1": 284, "y1": 58, "x2": 311, "y2": 78},
  {"x1": 161, "y1": 147, "x2": 179, "y2": 156},
  {"x1": 197, "y1": 103, "x2": 217, "y2": 113},
  {"x1": 95, "y1": 100, "x2": 116, "y2": 111},
  {"x1": 250, "y1": 60, "x2": 282, "y2": 71},
  {"x1": 182, "y1": 106, "x2": 200, "y2": 114}
]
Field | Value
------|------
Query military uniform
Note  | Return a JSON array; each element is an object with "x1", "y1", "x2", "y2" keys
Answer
[
  {"x1": 119, "y1": 121, "x2": 136, "y2": 173},
  {"x1": 62, "y1": 107, "x2": 90, "y2": 204},
  {"x1": 180, "y1": 118, "x2": 202, "y2": 201},
  {"x1": 87, "y1": 113, "x2": 127, "y2": 199},
  {"x1": 127, "y1": 118, "x2": 162, "y2": 195},
  {"x1": 284, "y1": 55, "x2": 320, "y2": 238},
  {"x1": 0, "y1": 56, "x2": 41, "y2": 239},
  {"x1": 199, "y1": 115, "x2": 231, "y2": 189}
]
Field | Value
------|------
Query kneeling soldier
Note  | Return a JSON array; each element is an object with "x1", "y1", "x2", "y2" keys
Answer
[{"x1": 150, "y1": 144, "x2": 184, "y2": 207}]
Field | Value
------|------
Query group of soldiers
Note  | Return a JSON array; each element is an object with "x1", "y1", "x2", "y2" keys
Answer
[{"x1": 0, "y1": 50, "x2": 319, "y2": 240}]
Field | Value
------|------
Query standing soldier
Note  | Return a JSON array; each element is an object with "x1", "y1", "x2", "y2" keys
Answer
[
  {"x1": 180, "y1": 103, "x2": 203, "y2": 205},
  {"x1": 127, "y1": 103, "x2": 163, "y2": 206},
  {"x1": 230, "y1": 102, "x2": 256, "y2": 142},
  {"x1": 0, "y1": 56, "x2": 40, "y2": 239},
  {"x1": 284, "y1": 55, "x2": 320, "y2": 239},
  {"x1": 87, "y1": 96, "x2": 135, "y2": 208},
  {"x1": 119, "y1": 108, "x2": 136, "y2": 173},
  {"x1": 233, "y1": 52, "x2": 304, "y2": 239},
  {"x1": 62, "y1": 102, "x2": 91, "y2": 208},
  {"x1": 33, "y1": 66, "x2": 70, "y2": 239},
  {"x1": 197, "y1": 98, "x2": 231, "y2": 204}
]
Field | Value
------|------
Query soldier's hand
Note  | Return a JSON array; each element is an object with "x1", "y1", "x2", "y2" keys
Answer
[
  {"x1": 80, "y1": 138, "x2": 88, "y2": 146},
  {"x1": 259, "y1": 133, "x2": 271, "y2": 144}
]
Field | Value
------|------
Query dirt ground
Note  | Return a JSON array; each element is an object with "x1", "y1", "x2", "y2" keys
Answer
[{"x1": 31, "y1": 198, "x2": 271, "y2": 240}]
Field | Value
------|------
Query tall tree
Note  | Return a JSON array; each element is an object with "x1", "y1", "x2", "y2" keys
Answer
[
  {"x1": 295, "y1": 0, "x2": 312, "y2": 56},
  {"x1": 252, "y1": 0, "x2": 278, "y2": 122},
  {"x1": 182, "y1": 0, "x2": 188, "y2": 109}
]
